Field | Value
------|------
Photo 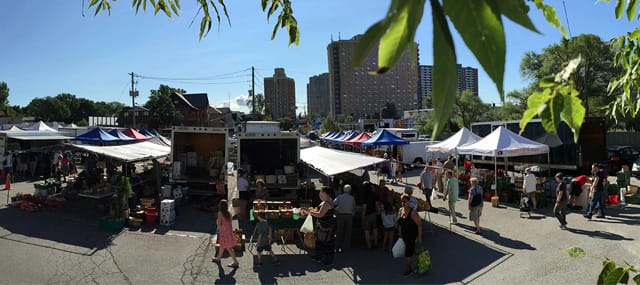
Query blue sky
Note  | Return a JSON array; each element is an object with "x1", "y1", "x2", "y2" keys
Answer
[{"x1": 0, "y1": 1, "x2": 637, "y2": 114}]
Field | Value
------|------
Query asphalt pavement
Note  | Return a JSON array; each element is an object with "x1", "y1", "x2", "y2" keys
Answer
[{"x1": 0, "y1": 172, "x2": 638, "y2": 284}]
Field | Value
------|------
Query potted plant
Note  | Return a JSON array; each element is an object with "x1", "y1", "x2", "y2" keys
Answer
[{"x1": 118, "y1": 175, "x2": 133, "y2": 219}]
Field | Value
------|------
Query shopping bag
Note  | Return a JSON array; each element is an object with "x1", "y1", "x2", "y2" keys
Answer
[
  {"x1": 392, "y1": 238, "x2": 405, "y2": 258},
  {"x1": 300, "y1": 214, "x2": 314, "y2": 233},
  {"x1": 415, "y1": 248, "x2": 432, "y2": 274}
]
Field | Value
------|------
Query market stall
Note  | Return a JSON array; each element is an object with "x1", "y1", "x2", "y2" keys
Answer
[{"x1": 457, "y1": 126, "x2": 550, "y2": 205}]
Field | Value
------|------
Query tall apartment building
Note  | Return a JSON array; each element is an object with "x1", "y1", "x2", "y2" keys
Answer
[
  {"x1": 327, "y1": 35, "x2": 419, "y2": 119},
  {"x1": 419, "y1": 64, "x2": 479, "y2": 105},
  {"x1": 264, "y1": 68, "x2": 296, "y2": 119},
  {"x1": 306, "y1": 73, "x2": 330, "y2": 117}
]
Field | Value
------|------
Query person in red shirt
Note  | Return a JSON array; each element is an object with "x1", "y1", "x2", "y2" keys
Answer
[
  {"x1": 569, "y1": 175, "x2": 588, "y2": 209},
  {"x1": 463, "y1": 157, "x2": 472, "y2": 174}
]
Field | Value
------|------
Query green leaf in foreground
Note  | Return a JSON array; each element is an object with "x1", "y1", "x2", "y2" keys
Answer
[
  {"x1": 430, "y1": 0, "x2": 457, "y2": 138},
  {"x1": 598, "y1": 259, "x2": 617, "y2": 285},
  {"x1": 566, "y1": 246, "x2": 586, "y2": 258},
  {"x1": 377, "y1": 0, "x2": 424, "y2": 73},
  {"x1": 444, "y1": 0, "x2": 505, "y2": 100}
]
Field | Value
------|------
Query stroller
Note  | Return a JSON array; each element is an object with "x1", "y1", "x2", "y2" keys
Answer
[{"x1": 519, "y1": 194, "x2": 532, "y2": 218}]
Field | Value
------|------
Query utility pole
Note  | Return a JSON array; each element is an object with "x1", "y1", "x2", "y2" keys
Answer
[
  {"x1": 129, "y1": 72, "x2": 138, "y2": 129},
  {"x1": 251, "y1": 66, "x2": 256, "y2": 117}
]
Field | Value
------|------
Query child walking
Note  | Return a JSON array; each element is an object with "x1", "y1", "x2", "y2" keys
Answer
[
  {"x1": 254, "y1": 212, "x2": 280, "y2": 267},
  {"x1": 212, "y1": 199, "x2": 239, "y2": 268},
  {"x1": 380, "y1": 202, "x2": 397, "y2": 251}
]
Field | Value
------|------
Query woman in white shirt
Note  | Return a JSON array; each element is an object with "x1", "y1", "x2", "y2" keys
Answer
[
  {"x1": 236, "y1": 168, "x2": 250, "y2": 220},
  {"x1": 523, "y1": 168, "x2": 537, "y2": 209}
]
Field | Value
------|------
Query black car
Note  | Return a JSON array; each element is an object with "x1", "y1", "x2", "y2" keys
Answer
[
  {"x1": 307, "y1": 131, "x2": 319, "y2": 141},
  {"x1": 602, "y1": 145, "x2": 640, "y2": 174}
]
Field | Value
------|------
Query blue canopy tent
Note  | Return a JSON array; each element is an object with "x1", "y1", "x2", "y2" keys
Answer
[
  {"x1": 108, "y1": 129, "x2": 136, "y2": 142},
  {"x1": 361, "y1": 129, "x2": 409, "y2": 146},
  {"x1": 139, "y1": 129, "x2": 155, "y2": 138},
  {"x1": 319, "y1": 131, "x2": 336, "y2": 141},
  {"x1": 328, "y1": 130, "x2": 352, "y2": 144},
  {"x1": 324, "y1": 131, "x2": 344, "y2": 143},
  {"x1": 75, "y1": 128, "x2": 121, "y2": 143},
  {"x1": 334, "y1": 131, "x2": 360, "y2": 145}
]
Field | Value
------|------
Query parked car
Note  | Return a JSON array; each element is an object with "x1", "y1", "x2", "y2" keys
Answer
[
  {"x1": 602, "y1": 145, "x2": 640, "y2": 174},
  {"x1": 632, "y1": 158, "x2": 640, "y2": 177},
  {"x1": 307, "y1": 131, "x2": 319, "y2": 141}
]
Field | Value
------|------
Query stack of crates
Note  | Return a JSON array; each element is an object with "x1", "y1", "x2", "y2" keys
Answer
[{"x1": 160, "y1": 199, "x2": 176, "y2": 226}]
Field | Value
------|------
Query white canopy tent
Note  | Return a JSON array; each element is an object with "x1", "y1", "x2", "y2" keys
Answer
[
  {"x1": 300, "y1": 146, "x2": 385, "y2": 176},
  {"x1": 70, "y1": 141, "x2": 171, "y2": 162},
  {"x1": 427, "y1": 128, "x2": 482, "y2": 171},
  {"x1": 457, "y1": 126, "x2": 550, "y2": 195}
]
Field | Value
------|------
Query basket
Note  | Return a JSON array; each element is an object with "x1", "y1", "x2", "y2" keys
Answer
[{"x1": 140, "y1": 198, "x2": 155, "y2": 207}]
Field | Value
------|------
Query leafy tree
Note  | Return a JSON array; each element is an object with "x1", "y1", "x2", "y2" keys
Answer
[
  {"x1": 279, "y1": 117, "x2": 293, "y2": 130},
  {"x1": 455, "y1": 90, "x2": 489, "y2": 129},
  {"x1": 246, "y1": 93, "x2": 265, "y2": 117},
  {"x1": 144, "y1": 85, "x2": 184, "y2": 128},
  {"x1": 0, "y1": 82, "x2": 9, "y2": 107},
  {"x1": 76, "y1": 118, "x2": 89, "y2": 126},
  {"x1": 88, "y1": 0, "x2": 640, "y2": 140},
  {"x1": 24, "y1": 97, "x2": 71, "y2": 122},
  {"x1": 94, "y1": 101, "x2": 125, "y2": 116},
  {"x1": 414, "y1": 114, "x2": 433, "y2": 138},
  {"x1": 320, "y1": 117, "x2": 340, "y2": 133},
  {"x1": 520, "y1": 34, "x2": 616, "y2": 117}
]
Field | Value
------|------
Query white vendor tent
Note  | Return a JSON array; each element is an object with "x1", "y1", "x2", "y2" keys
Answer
[
  {"x1": 300, "y1": 146, "x2": 386, "y2": 176},
  {"x1": 457, "y1": 126, "x2": 550, "y2": 195},
  {"x1": 427, "y1": 128, "x2": 482, "y2": 152},
  {"x1": 23, "y1": 121, "x2": 57, "y2": 132},
  {"x1": 70, "y1": 141, "x2": 171, "y2": 162},
  {"x1": 427, "y1": 128, "x2": 482, "y2": 173}
]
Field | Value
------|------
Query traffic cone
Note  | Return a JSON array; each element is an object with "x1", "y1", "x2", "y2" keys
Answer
[{"x1": 3, "y1": 173, "x2": 11, "y2": 190}]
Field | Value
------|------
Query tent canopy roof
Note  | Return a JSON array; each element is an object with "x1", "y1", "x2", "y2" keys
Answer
[
  {"x1": 361, "y1": 129, "x2": 409, "y2": 146},
  {"x1": 75, "y1": 128, "x2": 121, "y2": 142},
  {"x1": 70, "y1": 141, "x2": 170, "y2": 162},
  {"x1": 300, "y1": 146, "x2": 386, "y2": 176},
  {"x1": 345, "y1": 132, "x2": 372, "y2": 145},
  {"x1": 427, "y1": 128, "x2": 482, "y2": 152},
  {"x1": 122, "y1": 128, "x2": 150, "y2": 140},
  {"x1": 457, "y1": 126, "x2": 549, "y2": 157},
  {"x1": 0, "y1": 130, "x2": 73, "y2": 140}
]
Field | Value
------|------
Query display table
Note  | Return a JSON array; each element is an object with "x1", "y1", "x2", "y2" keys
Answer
[{"x1": 249, "y1": 209, "x2": 305, "y2": 229}]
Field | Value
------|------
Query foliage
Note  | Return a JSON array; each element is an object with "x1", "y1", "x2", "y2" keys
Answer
[
  {"x1": 23, "y1": 93, "x2": 124, "y2": 124},
  {"x1": 520, "y1": 57, "x2": 585, "y2": 142},
  {"x1": 144, "y1": 85, "x2": 184, "y2": 129},
  {"x1": 116, "y1": 175, "x2": 133, "y2": 215},
  {"x1": 278, "y1": 117, "x2": 293, "y2": 130},
  {"x1": 415, "y1": 248, "x2": 431, "y2": 275},
  {"x1": 455, "y1": 90, "x2": 490, "y2": 129},
  {"x1": 246, "y1": 93, "x2": 266, "y2": 117},
  {"x1": 521, "y1": 34, "x2": 616, "y2": 117},
  {"x1": 607, "y1": 27, "x2": 640, "y2": 123},
  {"x1": 297, "y1": 124, "x2": 311, "y2": 135},
  {"x1": 87, "y1": 0, "x2": 640, "y2": 142},
  {"x1": 0, "y1": 82, "x2": 9, "y2": 107},
  {"x1": 76, "y1": 118, "x2": 89, "y2": 126},
  {"x1": 566, "y1": 246, "x2": 640, "y2": 285},
  {"x1": 24, "y1": 97, "x2": 72, "y2": 122},
  {"x1": 320, "y1": 116, "x2": 340, "y2": 133},
  {"x1": 414, "y1": 114, "x2": 433, "y2": 137},
  {"x1": 335, "y1": 114, "x2": 354, "y2": 124}
]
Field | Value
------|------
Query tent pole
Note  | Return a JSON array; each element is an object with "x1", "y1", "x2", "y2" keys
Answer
[
  {"x1": 494, "y1": 155, "x2": 497, "y2": 196},
  {"x1": 547, "y1": 152, "x2": 551, "y2": 178}
]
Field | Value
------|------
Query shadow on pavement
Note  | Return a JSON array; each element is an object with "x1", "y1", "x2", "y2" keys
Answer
[
  {"x1": 566, "y1": 227, "x2": 634, "y2": 240},
  {"x1": 456, "y1": 223, "x2": 536, "y2": 251},
  {"x1": 341, "y1": 224, "x2": 508, "y2": 284},
  {"x1": 214, "y1": 263, "x2": 238, "y2": 285},
  {"x1": 250, "y1": 254, "x2": 323, "y2": 283},
  {"x1": 0, "y1": 203, "x2": 114, "y2": 255}
]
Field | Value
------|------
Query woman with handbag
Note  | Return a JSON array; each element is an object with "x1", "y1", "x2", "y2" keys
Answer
[
  {"x1": 309, "y1": 186, "x2": 336, "y2": 266},
  {"x1": 468, "y1": 177, "x2": 484, "y2": 234},
  {"x1": 397, "y1": 194, "x2": 422, "y2": 277}
]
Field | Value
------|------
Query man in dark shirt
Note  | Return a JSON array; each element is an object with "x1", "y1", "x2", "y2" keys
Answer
[
  {"x1": 585, "y1": 164, "x2": 606, "y2": 219},
  {"x1": 361, "y1": 181, "x2": 379, "y2": 249},
  {"x1": 554, "y1": 172, "x2": 568, "y2": 229}
]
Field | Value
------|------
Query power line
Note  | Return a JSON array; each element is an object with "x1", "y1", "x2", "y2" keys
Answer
[
  {"x1": 562, "y1": 0, "x2": 573, "y2": 38},
  {"x1": 135, "y1": 68, "x2": 251, "y2": 81}
]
